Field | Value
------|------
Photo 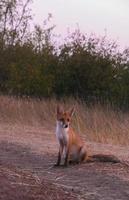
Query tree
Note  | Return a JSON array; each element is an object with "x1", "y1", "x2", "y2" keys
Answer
[{"x1": 0, "y1": 0, "x2": 32, "y2": 47}]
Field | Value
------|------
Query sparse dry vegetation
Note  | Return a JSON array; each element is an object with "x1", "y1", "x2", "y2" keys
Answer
[
  {"x1": 1, "y1": 95, "x2": 129, "y2": 200},
  {"x1": 0, "y1": 165, "x2": 76, "y2": 200},
  {"x1": 0, "y1": 95, "x2": 129, "y2": 146}
]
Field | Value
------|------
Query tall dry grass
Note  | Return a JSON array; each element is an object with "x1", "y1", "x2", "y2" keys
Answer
[{"x1": 0, "y1": 95, "x2": 129, "y2": 146}]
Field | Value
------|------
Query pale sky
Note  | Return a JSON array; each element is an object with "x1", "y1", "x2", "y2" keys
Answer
[{"x1": 32, "y1": 0, "x2": 129, "y2": 49}]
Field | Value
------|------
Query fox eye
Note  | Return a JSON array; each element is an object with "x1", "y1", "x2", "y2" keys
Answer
[{"x1": 67, "y1": 118, "x2": 70, "y2": 122}]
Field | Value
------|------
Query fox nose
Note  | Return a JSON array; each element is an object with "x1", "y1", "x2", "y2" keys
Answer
[{"x1": 64, "y1": 124, "x2": 68, "y2": 128}]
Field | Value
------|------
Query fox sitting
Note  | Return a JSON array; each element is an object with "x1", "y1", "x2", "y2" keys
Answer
[
  {"x1": 55, "y1": 105, "x2": 120, "y2": 167},
  {"x1": 55, "y1": 105, "x2": 88, "y2": 167}
]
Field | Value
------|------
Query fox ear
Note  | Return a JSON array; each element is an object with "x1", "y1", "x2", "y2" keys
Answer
[
  {"x1": 57, "y1": 105, "x2": 63, "y2": 116},
  {"x1": 69, "y1": 107, "x2": 75, "y2": 117}
]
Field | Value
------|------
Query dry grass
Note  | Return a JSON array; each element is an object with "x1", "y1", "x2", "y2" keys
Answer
[{"x1": 0, "y1": 95, "x2": 129, "y2": 146}]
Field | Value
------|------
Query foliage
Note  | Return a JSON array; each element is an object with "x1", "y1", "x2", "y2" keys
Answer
[{"x1": 0, "y1": 1, "x2": 129, "y2": 108}]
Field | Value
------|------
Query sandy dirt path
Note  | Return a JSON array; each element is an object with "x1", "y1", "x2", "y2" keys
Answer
[{"x1": 0, "y1": 124, "x2": 129, "y2": 200}]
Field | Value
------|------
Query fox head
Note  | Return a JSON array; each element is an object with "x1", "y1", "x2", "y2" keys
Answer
[{"x1": 56, "y1": 105, "x2": 75, "y2": 129}]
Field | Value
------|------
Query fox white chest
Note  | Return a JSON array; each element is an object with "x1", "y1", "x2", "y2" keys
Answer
[{"x1": 56, "y1": 121, "x2": 69, "y2": 145}]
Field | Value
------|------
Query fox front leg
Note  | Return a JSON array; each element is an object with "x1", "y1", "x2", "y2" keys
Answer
[
  {"x1": 63, "y1": 146, "x2": 70, "y2": 167},
  {"x1": 54, "y1": 145, "x2": 63, "y2": 167}
]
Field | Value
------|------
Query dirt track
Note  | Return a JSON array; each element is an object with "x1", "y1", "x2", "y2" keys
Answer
[{"x1": 0, "y1": 124, "x2": 129, "y2": 200}]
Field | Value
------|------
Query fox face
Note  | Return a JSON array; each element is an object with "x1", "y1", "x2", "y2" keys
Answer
[
  {"x1": 58, "y1": 113, "x2": 70, "y2": 128},
  {"x1": 57, "y1": 106, "x2": 74, "y2": 129}
]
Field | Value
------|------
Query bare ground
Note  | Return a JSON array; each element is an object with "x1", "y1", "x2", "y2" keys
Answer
[{"x1": 0, "y1": 124, "x2": 129, "y2": 200}]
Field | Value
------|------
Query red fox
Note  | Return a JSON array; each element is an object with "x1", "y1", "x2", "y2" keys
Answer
[{"x1": 55, "y1": 105, "x2": 121, "y2": 167}]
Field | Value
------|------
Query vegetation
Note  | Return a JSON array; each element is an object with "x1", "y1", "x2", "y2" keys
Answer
[
  {"x1": 0, "y1": 0, "x2": 129, "y2": 108},
  {"x1": 1, "y1": 95, "x2": 129, "y2": 146}
]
